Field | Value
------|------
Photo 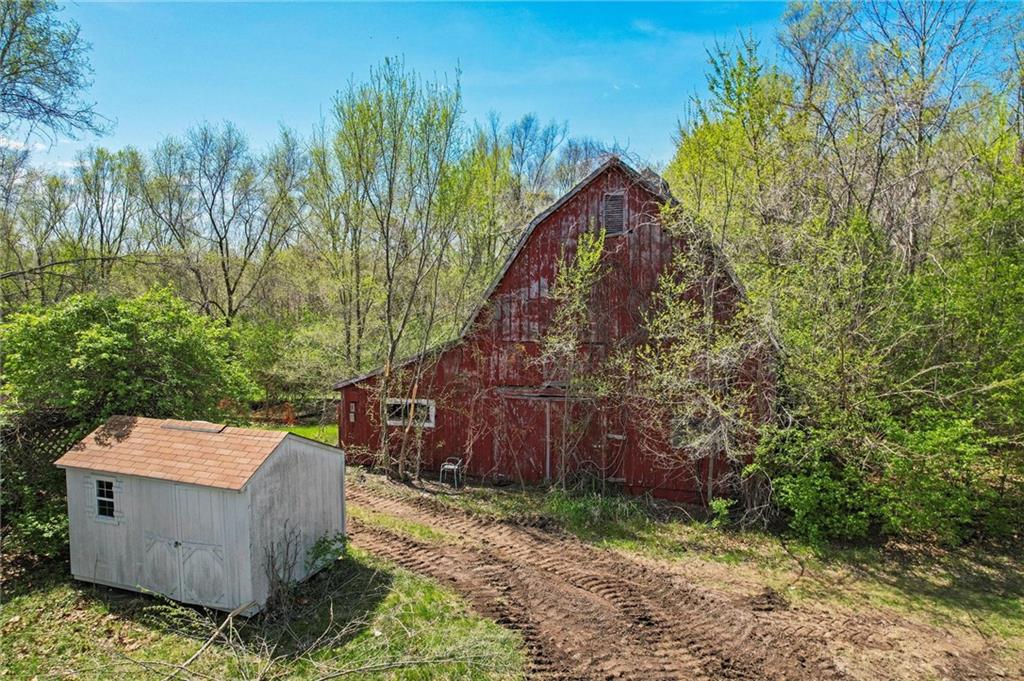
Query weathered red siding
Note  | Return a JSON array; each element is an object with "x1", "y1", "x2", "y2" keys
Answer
[{"x1": 336, "y1": 159, "x2": 757, "y2": 503}]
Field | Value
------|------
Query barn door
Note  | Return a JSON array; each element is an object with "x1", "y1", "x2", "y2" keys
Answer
[
  {"x1": 546, "y1": 399, "x2": 567, "y2": 483},
  {"x1": 175, "y1": 485, "x2": 229, "y2": 608},
  {"x1": 499, "y1": 397, "x2": 547, "y2": 483},
  {"x1": 139, "y1": 481, "x2": 181, "y2": 599}
]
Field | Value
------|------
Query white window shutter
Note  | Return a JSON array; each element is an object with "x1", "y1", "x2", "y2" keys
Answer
[
  {"x1": 82, "y1": 475, "x2": 94, "y2": 512},
  {"x1": 112, "y1": 480, "x2": 126, "y2": 521}
]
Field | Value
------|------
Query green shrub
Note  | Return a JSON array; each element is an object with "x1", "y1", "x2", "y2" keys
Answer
[
  {"x1": 758, "y1": 411, "x2": 1022, "y2": 545},
  {"x1": 3, "y1": 496, "x2": 68, "y2": 558},
  {"x1": 708, "y1": 497, "x2": 735, "y2": 528},
  {"x1": 0, "y1": 288, "x2": 254, "y2": 426},
  {"x1": 757, "y1": 426, "x2": 875, "y2": 544},
  {"x1": 0, "y1": 289, "x2": 256, "y2": 558}
]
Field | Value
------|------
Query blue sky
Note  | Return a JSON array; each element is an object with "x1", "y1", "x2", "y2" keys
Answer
[{"x1": 33, "y1": 2, "x2": 786, "y2": 169}]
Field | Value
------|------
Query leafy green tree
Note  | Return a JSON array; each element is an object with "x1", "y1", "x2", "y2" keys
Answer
[
  {"x1": 537, "y1": 229, "x2": 607, "y2": 487},
  {"x1": 1, "y1": 287, "x2": 253, "y2": 425},
  {"x1": 668, "y1": 4, "x2": 1024, "y2": 543},
  {"x1": 1, "y1": 288, "x2": 254, "y2": 556},
  {"x1": 329, "y1": 58, "x2": 469, "y2": 477},
  {"x1": 628, "y1": 215, "x2": 771, "y2": 515}
]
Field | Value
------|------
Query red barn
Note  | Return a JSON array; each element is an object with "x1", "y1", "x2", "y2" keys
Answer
[{"x1": 335, "y1": 157, "x2": 766, "y2": 503}]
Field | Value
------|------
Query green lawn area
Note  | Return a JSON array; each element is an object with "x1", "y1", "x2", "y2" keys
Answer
[
  {"x1": 5, "y1": 460, "x2": 1018, "y2": 678},
  {"x1": 0, "y1": 548, "x2": 524, "y2": 680},
  {"x1": 349, "y1": 505, "x2": 458, "y2": 544},
  {"x1": 267, "y1": 422, "x2": 339, "y2": 446}
]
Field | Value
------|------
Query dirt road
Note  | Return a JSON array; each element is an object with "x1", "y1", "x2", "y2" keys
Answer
[
  {"x1": 347, "y1": 482, "x2": 855, "y2": 680},
  {"x1": 347, "y1": 480, "x2": 1007, "y2": 680}
]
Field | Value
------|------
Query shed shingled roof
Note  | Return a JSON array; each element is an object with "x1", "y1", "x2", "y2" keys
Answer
[{"x1": 54, "y1": 415, "x2": 289, "y2": 490}]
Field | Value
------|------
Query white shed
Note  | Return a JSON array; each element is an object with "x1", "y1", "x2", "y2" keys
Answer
[{"x1": 54, "y1": 416, "x2": 345, "y2": 613}]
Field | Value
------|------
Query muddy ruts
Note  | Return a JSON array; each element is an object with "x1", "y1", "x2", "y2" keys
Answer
[{"x1": 346, "y1": 484, "x2": 848, "y2": 681}]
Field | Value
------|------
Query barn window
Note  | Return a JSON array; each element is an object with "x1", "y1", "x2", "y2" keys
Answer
[
  {"x1": 96, "y1": 479, "x2": 115, "y2": 518},
  {"x1": 348, "y1": 401, "x2": 357, "y2": 424},
  {"x1": 602, "y1": 193, "x2": 625, "y2": 235},
  {"x1": 385, "y1": 398, "x2": 436, "y2": 428}
]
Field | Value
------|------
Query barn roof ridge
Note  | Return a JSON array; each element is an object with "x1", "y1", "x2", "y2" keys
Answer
[
  {"x1": 333, "y1": 157, "x2": 673, "y2": 390},
  {"x1": 456, "y1": 156, "x2": 675, "y2": 339}
]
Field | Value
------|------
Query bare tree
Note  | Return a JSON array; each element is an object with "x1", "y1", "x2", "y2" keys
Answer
[
  {"x1": 141, "y1": 123, "x2": 305, "y2": 322},
  {"x1": 506, "y1": 113, "x2": 566, "y2": 216},
  {"x1": 332, "y1": 58, "x2": 465, "y2": 477},
  {"x1": 0, "y1": 0, "x2": 105, "y2": 143},
  {"x1": 301, "y1": 122, "x2": 379, "y2": 371},
  {"x1": 0, "y1": 159, "x2": 79, "y2": 307},
  {"x1": 72, "y1": 146, "x2": 144, "y2": 285},
  {"x1": 781, "y1": 0, "x2": 1008, "y2": 270},
  {"x1": 551, "y1": 136, "x2": 617, "y2": 194}
]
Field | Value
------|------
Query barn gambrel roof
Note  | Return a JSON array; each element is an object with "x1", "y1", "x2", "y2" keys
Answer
[{"x1": 333, "y1": 156, "x2": 674, "y2": 390}]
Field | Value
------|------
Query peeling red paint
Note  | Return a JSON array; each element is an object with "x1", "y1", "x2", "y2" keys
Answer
[{"x1": 336, "y1": 159, "x2": 758, "y2": 503}]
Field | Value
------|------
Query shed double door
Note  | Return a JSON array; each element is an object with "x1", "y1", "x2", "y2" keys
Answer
[{"x1": 138, "y1": 483, "x2": 229, "y2": 608}]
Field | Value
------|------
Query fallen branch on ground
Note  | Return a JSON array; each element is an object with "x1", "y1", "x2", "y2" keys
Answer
[
  {"x1": 313, "y1": 653, "x2": 500, "y2": 679},
  {"x1": 162, "y1": 601, "x2": 256, "y2": 681}
]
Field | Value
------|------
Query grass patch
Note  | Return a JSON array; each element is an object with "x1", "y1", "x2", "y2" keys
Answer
[
  {"x1": 263, "y1": 422, "x2": 339, "y2": 445},
  {"x1": 349, "y1": 504, "x2": 457, "y2": 544},
  {"x1": 0, "y1": 548, "x2": 524, "y2": 679},
  {"x1": 431, "y1": 482, "x2": 770, "y2": 564}
]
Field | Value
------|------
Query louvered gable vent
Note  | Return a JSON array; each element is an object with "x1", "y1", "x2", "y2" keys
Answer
[{"x1": 602, "y1": 193, "x2": 625, "y2": 235}]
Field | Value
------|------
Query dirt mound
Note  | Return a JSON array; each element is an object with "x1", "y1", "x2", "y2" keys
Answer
[{"x1": 748, "y1": 587, "x2": 790, "y2": 612}]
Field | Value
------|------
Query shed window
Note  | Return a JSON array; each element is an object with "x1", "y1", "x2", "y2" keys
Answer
[
  {"x1": 385, "y1": 398, "x2": 435, "y2": 428},
  {"x1": 348, "y1": 401, "x2": 357, "y2": 424},
  {"x1": 602, "y1": 193, "x2": 625, "y2": 235},
  {"x1": 96, "y1": 479, "x2": 115, "y2": 518}
]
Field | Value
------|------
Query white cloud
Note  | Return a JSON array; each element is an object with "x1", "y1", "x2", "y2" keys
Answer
[
  {"x1": 0, "y1": 136, "x2": 46, "y2": 152},
  {"x1": 631, "y1": 19, "x2": 660, "y2": 36},
  {"x1": 0, "y1": 136, "x2": 28, "y2": 150}
]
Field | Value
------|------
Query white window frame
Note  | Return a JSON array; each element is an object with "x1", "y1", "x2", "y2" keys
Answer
[
  {"x1": 385, "y1": 398, "x2": 436, "y2": 428},
  {"x1": 93, "y1": 476, "x2": 121, "y2": 524}
]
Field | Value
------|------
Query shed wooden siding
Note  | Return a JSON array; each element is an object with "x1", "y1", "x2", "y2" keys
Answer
[
  {"x1": 338, "y1": 160, "x2": 750, "y2": 503},
  {"x1": 66, "y1": 469, "x2": 252, "y2": 608},
  {"x1": 247, "y1": 436, "x2": 345, "y2": 607},
  {"x1": 62, "y1": 428, "x2": 345, "y2": 612}
]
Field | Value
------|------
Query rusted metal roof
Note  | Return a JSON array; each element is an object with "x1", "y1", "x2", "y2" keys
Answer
[{"x1": 54, "y1": 415, "x2": 289, "y2": 490}]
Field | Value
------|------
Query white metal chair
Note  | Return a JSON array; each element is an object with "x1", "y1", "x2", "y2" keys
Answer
[{"x1": 439, "y1": 457, "x2": 464, "y2": 488}]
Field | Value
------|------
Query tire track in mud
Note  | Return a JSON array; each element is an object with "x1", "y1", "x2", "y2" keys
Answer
[{"x1": 347, "y1": 483, "x2": 849, "y2": 681}]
